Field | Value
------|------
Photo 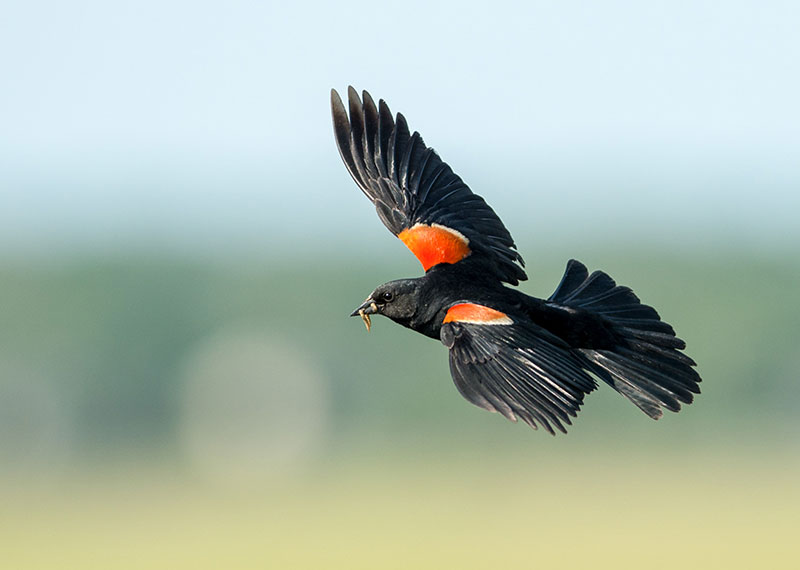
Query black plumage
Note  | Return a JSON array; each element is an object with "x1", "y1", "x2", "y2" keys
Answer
[
  {"x1": 333, "y1": 87, "x2": 701, "y2": 434},
  {"x1": 332, "y1": 87, "x2": 525, "y2": 284}
]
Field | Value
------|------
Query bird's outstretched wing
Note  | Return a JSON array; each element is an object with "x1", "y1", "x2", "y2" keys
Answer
[
  {"x1": 331, "y1": 87, "x2": 526, "y2": 285},
  {"x1": 440, "y1": 303, "x2": 597, "y2": 434}
]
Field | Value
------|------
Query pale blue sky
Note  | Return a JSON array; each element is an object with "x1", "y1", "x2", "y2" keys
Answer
[{"x1": 1, "y1": 0, "x2": 798, "y2": 258}]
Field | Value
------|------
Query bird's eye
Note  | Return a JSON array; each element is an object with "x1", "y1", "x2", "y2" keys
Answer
[{"x1": 382, "y1": 291, "x2": 394, "y2": 302}]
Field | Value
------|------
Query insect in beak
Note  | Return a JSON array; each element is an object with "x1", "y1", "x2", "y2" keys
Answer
[
  {"x1": 358, "y1": 309, "x2": 372, "y2": 332},
  {"x1": 350, "y1": 300, "x2": 379, "y2": 332}
]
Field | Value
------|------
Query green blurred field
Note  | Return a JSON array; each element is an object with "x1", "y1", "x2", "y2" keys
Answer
[{"x1": 1, "y1": 250, "x2": 798, "y2": 568}]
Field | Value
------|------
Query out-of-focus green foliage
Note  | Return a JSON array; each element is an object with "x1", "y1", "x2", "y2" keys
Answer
[{"x1": 1, "y1": 250, "x2": 797, "y2": 460}]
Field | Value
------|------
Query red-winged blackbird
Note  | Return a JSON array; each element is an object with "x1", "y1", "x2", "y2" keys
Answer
[{"x1": 331, "y1": 87, "x2": 701, "y2": 435}]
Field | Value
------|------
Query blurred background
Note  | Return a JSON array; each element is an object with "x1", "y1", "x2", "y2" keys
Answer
[{"x1": 1, "y1": 1, "x2": 798, "y2": 568}]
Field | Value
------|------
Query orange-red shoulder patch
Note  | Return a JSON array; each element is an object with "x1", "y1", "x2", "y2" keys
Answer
[
  {"x1": 398, "y1": 223, "x2": 471, "y2": 271},
  {"x1": 443, "y1": 303, "x2": 513, "y2": 325}
]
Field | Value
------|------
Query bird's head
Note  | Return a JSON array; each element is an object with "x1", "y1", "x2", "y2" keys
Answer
[{"x1": 350, "y1": 278, "x2": 420, "y2": 331}]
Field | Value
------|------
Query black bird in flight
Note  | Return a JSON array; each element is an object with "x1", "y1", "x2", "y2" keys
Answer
[{"x1": 331, "y1": 87, "x2": 701, "y2": 434}]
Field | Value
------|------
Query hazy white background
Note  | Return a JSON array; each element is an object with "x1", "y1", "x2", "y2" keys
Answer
[{"x1": 1, "y1": 0, "x2": 798, "y2": 258}]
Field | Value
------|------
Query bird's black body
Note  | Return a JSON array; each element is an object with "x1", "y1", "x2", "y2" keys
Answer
[
  {"x1": 333, "y1": 87, "x2": 701, "y2": 434},
  {"x1": 381, "y1": 258, "x2": 618, "y2": 350}
]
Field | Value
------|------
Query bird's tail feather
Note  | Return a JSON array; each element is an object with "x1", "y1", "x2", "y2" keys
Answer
[{"x1": 549, "y1": 260, "x2": 701, "y2": 419}]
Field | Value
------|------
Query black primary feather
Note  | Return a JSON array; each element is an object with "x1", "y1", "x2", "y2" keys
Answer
[
  {"x1": 331, "y1": 87, "x2": 526, "y2": 285},
  {"x1": 442, "y1": 320, "x2": 597, "y2": 435}
]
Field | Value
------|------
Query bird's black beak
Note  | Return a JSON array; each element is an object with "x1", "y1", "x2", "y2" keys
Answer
[{"x1": 350, "y1": 298, "x2": 379, "y2": 332}]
